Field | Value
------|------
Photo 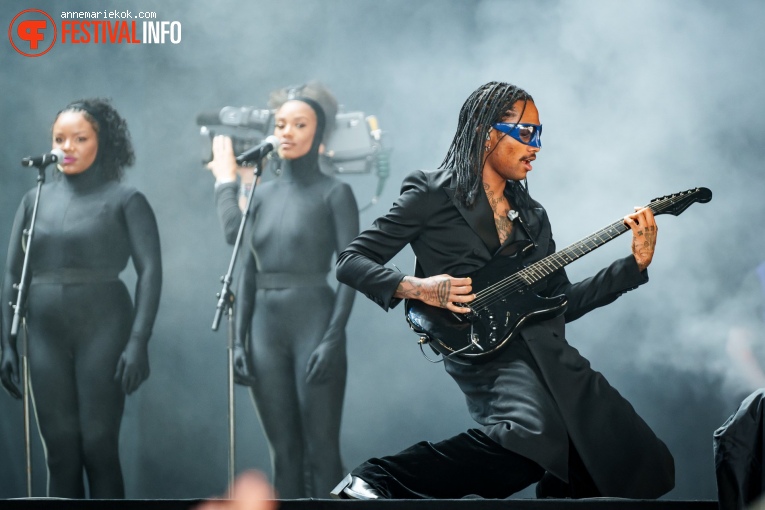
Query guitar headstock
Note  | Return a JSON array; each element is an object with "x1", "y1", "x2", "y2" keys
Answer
[{"x1": 649, "y1": 187, "x2": 712, "y2": 217}]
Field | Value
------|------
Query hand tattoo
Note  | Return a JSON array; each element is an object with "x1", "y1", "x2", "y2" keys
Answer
[
  {"x1": 435, "y1": 279, "x2": 450, "y2": 308},
  {"x1": 397, "y1": 277, "x2": 452, "y2": 308},
  {"x1": 632, "y1": 225, "x2": 657, "y2": 271}
]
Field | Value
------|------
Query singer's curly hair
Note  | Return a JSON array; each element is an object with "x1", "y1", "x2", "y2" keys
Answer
[
  {"x1": 55, "y1": 97, "x2": 135, "y2": 181},
  {"x1": 440, "y1": 81, "x2": 534, "y2": 209}
]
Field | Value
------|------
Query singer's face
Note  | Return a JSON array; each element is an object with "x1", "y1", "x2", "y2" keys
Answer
[
  {"x1": 482, "y1": 100, "x2": 541, "y2": 185},
  {"x1": 52, "y1": 111, "x2": 98, "y2": 175},
  {"x1": 274, "y1": 100, "x2": 317, "y2": 160}
]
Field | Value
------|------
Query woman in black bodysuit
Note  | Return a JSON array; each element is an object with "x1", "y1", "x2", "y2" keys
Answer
[
  {"x1": 0, "y1": 98, "x2": 162, "y2": 498},
  {"x1": 207, "y1": 97, "x2": 358, "y2": 498}
]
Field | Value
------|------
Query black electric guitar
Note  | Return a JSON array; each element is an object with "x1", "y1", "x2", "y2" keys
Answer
[{"x1": 405, "y1": 187, "x2": 712, "y2": 364}]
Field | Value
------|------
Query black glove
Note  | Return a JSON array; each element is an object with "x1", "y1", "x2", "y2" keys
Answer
[
  {"x1": 0, "y1": 346, "x2": 22, "y2": 399},
  {"x1": 233, "y1": 340, "x2": 257, "y2": 387}
]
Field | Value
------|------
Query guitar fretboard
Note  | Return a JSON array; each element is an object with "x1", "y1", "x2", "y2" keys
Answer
[
  {"x1": 518, "y1": 220, "x2": 630, "y2": 285},
  {"x1": 470, "y1": 187, "x2": 709, "y2": 308}
]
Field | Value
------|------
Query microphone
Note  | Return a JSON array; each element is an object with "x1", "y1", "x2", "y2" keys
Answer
[
  {"x1": 508, "y1": 209, "x2": 537, "y2": 250},
  {"x1": 235, "y1": 136, "x2": 280, "y2": 165},
  {"x1": 21, "y1": 148, "x2": 65, "y2": 168}
]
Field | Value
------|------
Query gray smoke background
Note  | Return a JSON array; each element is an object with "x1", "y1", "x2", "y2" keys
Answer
[{"x1": 1, "y1": 0, "x2": 764, "y2": 500}]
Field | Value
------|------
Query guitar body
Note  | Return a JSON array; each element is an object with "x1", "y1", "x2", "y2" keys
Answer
[{"x1": 405, "y1": 253, "x2": 567, "y2": 364}]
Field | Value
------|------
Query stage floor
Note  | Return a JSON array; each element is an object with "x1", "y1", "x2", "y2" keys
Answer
[{"x1": 0, "y1": 498, "x2": 719, "y2": 510}]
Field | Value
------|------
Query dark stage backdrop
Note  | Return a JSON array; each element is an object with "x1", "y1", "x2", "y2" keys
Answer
[{"x1": 1, "y1": 0, "x2": 764, "y2": 500}]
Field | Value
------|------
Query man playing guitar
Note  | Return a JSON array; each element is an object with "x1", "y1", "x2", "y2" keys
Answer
[{"x1": 331, "y1": 81, "x2": 675, "y2": 500}]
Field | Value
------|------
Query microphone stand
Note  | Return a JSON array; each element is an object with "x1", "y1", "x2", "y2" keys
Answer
[
  {"x1": 10, "y1": 161, "x2": 53, "y2": 497},
  {"x1": 211, "y1": 160, "x2": 263, "y2": 496}
]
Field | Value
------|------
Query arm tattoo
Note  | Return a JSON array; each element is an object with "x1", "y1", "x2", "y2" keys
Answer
[{"x1": 397, "y1": 278, "x2": 424, "y2": 299}]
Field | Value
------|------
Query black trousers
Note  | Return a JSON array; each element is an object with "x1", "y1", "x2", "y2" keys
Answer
[
  {"x1": 352, "y1": 429, "x2": 541, "y2": 499},
  {"x1": 352, "y1": 429, "x2": 600, "y2": 499}
]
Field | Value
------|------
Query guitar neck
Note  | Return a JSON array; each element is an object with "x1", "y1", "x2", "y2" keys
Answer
[
  {"x1": 518, "y1": 220, "x2": 629, "y2": 285},
  {"x1": 517, "y1": 200, "x2": 666, "y2": 286}
]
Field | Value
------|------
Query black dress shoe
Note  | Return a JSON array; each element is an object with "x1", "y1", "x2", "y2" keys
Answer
[{"x1": 330, "y1": 473, "x2": 382, "y2": 499}]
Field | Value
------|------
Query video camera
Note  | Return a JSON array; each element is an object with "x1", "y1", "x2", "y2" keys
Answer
[
  {"x1": 196, "y1": 106, "x2": 273, "y2": 166},
  {"x1": 197, "y1": 105, "x2": 390, "y2": 208}
]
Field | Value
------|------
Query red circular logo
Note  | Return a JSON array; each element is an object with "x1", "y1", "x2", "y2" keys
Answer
[{"x1": 8, "y1": 9, "x2": 57, "y2": 57}]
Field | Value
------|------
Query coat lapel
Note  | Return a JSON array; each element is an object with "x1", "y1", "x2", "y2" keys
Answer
[
  {"x1": 442, "y1": 177, "x2": 501, "y2": 255},
  {"x1": 495, "y1": 200, "x2": 539, "y2": 256}
]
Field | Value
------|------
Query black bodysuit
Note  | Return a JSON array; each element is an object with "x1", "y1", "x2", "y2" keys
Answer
[
  {"x1": 1, "y1": 168, "x2": 162, "y2": 498},
  {"x1": 214, "y1": 102, "x2": 359, "y2": 498}
]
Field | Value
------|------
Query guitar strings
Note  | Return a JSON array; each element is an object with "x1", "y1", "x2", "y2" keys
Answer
[
  {"x1": 471, "y1": 218, "x2": 628, "y2": 308},
  {"x1": 467, "y1": 193, "x2": 681, "y2": 310},
  {"x1": 471, "y1": 193, "x2": 682, "y2": 307}
]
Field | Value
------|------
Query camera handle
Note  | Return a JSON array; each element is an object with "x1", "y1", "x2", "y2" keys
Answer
[{"x1": 211, "y1": 160, "x2": 263, "y2": 494}]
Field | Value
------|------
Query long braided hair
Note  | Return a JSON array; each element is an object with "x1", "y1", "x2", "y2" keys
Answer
[{"x1": 440, "y1": 81, "x2": 534, "y2": 209}]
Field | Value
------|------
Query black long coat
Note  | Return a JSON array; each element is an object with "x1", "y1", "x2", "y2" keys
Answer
[{"x1": 337, "y1": 168, "x2": 674, "y2": 498}]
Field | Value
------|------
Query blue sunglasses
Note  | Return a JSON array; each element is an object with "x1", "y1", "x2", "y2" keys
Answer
[{"x1": 492, "y1": 122, "x2": 542, "y2": 148}]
